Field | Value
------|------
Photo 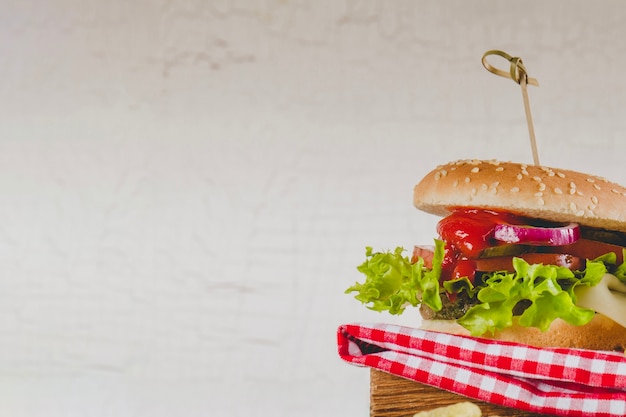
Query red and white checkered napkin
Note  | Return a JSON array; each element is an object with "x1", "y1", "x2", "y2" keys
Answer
[{"x1": 337, "y1": 322, "x2": 626, "y2": 417}]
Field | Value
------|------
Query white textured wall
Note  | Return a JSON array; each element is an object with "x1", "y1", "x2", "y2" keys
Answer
[{"x1": 2, "y1": 1, "x2": 626, "y2": 416}]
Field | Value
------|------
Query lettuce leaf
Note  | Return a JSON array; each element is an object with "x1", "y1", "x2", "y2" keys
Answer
[
  {"x1": 347, "y1": 241, "x2": 616, "y2": 336},
  {"x1": 443, "y1": 276, "x2": 478, "y2": 298},
  {"x1": 612, "y1": 249, "x2": 626, "y2": 283},
  {"x1": 457, "y1": 257, "x2": 606, "y2": 336},
  {"x1": 345, "y1": 240, "x2": 445, "y2": 315}
]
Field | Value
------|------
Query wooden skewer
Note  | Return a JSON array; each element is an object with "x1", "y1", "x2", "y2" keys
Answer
[
  {"x1": 520, "y1": 76, "x2": 540, "y2": 166},
  {"x1": 482, "y1": 50, "x2": 540, "y2": 166}
]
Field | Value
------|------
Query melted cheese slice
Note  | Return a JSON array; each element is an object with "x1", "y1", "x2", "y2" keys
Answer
[{"x1": 575, "y1": 274, "x2": 626, "y2": 329}]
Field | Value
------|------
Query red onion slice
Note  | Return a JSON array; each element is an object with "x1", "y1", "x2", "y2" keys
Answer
[{"x1": 493, "y1": 222, "x2": 581, "y2": 246}]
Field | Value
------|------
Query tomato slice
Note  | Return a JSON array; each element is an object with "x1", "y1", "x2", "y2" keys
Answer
[
  {"x1": 474, "y1": 253, "x2": 584, "y2": 273},
  {"x1": 411, "y1": 245, "x2": 435, "y2": 268},
  {"x1": 550, "y1": 238, "x2": 625, "y2": 264},
  {"x1": 411, "y1": 237, "x2": 625, "y2": 283}
]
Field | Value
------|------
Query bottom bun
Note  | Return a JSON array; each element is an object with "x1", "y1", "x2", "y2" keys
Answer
[{"x1": 419, "y1": 314, "x2": 626, "y2": 351}]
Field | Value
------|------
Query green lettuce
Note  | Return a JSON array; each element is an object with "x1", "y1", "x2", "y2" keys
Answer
[
  {"x1": 457, "y1": 258, "x2": 605, "y2": 336},
  {"x1": 443, "y1": 276, "x2": 478, "y2": 298},
  {"x1": 346, "y1": 243, "x2": 612, "y2": 336},
  {"x1": 612, "y1": 249, "x2": 626, "y2": 283},
  {"x1": 345, "y1": 240, "x2": 445, "y2": 315}
]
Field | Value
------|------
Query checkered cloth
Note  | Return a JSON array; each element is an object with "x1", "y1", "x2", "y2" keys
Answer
[{"x1": 337, "y1": 322, "x2": 626, "y2": 417}]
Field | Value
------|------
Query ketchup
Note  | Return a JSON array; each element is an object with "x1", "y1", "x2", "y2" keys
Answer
[{"x1": 436, "y1": 209, "x2": 526, "y2": 283}]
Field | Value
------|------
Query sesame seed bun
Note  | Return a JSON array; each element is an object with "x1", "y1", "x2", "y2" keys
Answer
[{"x1": 414, "y1": 159, "x2": 626, "y2": 233}]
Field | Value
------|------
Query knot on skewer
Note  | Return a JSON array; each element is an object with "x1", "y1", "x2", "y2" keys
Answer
[{"x1": 482, "y1": 49, "x2": 539, "y2": 87}]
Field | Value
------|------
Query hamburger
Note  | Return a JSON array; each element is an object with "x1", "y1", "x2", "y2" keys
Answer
[{"x1": 346, "y1": 159, "x2": 626, "y2": 351}]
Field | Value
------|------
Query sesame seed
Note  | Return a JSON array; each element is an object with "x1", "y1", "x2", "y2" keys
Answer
[
  {"x1": 539, "y1": 183, "x2": 546, "y2": 191},
  {"x1": 441, "y1": 169, "x2": 448, "y2": 177},
  {"x1": 587, "y1": 178, "x2": 595, "y2": 183},
  {"x1": 548, "y1": 170, "x2": 555, "y2": 176},
  {"x1": 594, "y1": 184, "x2": 601, "y2": 190},
  {"x1": 569, "y1": 182, "x2": 576, "y2": 189},
  {"x1": 465, "y1": 177, "x2": 471, "y2": 183},
  {"x1": 576, "y1": 210, "x2": 585, "y2": 217},
  {"x1": 450, "y1": 167, "x2": 457, "y2": 171},
  {"x1": 570, "y1": 202, "x2": 577, "y2": 211},
  {"x1": 511, "y1": 187, "x2": 520, "y2": 193},
  {"x1": 591, "y1": 196, "x2": 599, "y2": 204},
  {"x1": 612, "y1": 189, "x2": 620, "y2": 194},
  {"x1": 452, "y1": 180, "x2": 458, "y2": 188},
  {"x1": 554, "y1": 187, "x2": 563, "y2": 194},
  {"x1": 534, "y1": 192, "x2": 543, "y2": 197},
  {"x1": 538, "y1": 198, "x2": 545, "y2": 205},
  {"x1": 481, "y1": 184, "x2": 488, "y2": 191},
  {"x1": 516, "y1": 174, "x2": 523, "y2": 180},
  {"x1": 557, "y1": 172, "x2": 566, "y2": 178},
  {"x1": 533, "y1": 176, "x2": 542, "y2": 182},
  {"x1": 434, "y1": 172, "x2": 441, "y2": 181},
  {"x1": 471, "y1": 187, "x2": 477, "y2": 195},
  {"x1": 495, "y1": 167, "x2": 504, "y2": 172},
  {"x1": 471, "y1": 167, "x2": 480, "y2": 173},
  {"x1": 569, "y1": 189, "x2": 576, "y2": 195}
]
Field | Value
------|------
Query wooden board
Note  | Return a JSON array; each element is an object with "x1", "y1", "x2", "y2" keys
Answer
[{"x1": 370, "y1": 369, "x2": 558, "y2": 417}]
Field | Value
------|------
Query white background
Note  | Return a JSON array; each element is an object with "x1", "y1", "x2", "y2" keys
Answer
[{"x1": 2, "y1": 1, "x2": 626, "y2": 416}]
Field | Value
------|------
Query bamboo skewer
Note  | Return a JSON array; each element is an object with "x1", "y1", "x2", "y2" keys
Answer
[
  {"x1": 369, "y1": 51, "x2": 550, "y2": 417},
  {"x1": 482, "y1": 50, "x2": 540, "y2": 166}
]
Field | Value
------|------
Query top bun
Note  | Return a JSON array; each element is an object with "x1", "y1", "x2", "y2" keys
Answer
[{"x1": 414, "y1": 159, "x2": 626, "y2": 233}]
